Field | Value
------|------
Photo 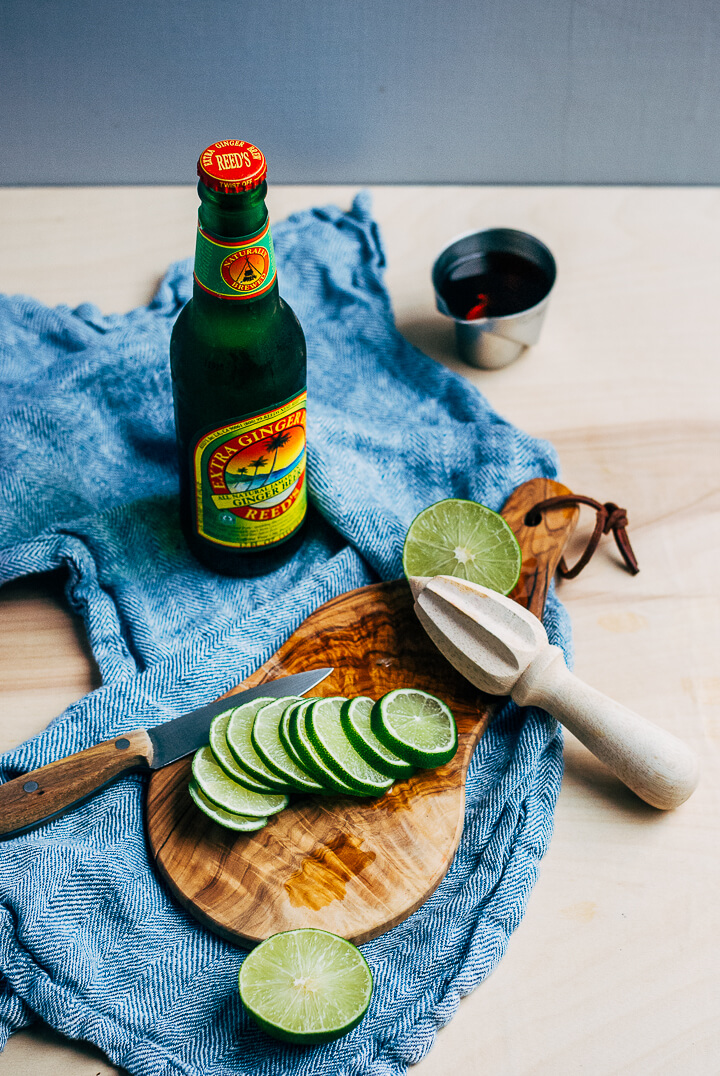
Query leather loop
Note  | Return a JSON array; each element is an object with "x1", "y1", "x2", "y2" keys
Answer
[{"x1": 525, "y1": 495, "x2": 640, "y2": 578}]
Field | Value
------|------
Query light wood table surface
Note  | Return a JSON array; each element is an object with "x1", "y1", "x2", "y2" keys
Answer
[{"x1": 0, "y1": 186, "x2": 718, "y2": 1075}]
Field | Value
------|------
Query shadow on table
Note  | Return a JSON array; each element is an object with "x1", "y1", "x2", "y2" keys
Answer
[
  {"x1": 395, "y1": 314, "x2": 462, "y2": 370},
  {"x1": 561, "y1": 735, "x2": 671, "y2": 821}
]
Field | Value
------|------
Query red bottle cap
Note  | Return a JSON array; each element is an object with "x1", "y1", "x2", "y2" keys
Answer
[{"x1": 197, "y1": 140, "x2": 267, "y2": 193}]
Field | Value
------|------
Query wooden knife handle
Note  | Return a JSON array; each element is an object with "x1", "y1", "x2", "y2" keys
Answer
[{"x1": 0, "y1": 728, "x2": 154, "y2": 840}]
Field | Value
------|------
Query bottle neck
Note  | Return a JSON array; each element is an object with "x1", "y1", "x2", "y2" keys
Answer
[
  {"x1": 192, "y1": 181, "x2": 279, "y2": 311},
  {"x1": 197, "y1": 180, "x2": 268, "y2": 237}
]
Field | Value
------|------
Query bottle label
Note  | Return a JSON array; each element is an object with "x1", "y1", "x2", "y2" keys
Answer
[
  {"x1": 193, "y1": 219, "x2": 277, "y2": 300},
  {"x1": 192, "y1": 390, "x2": 307, "y2": 549}
]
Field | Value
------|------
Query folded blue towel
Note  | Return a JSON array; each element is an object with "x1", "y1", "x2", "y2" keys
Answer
[{"x1": 0, "y1": 193, "x2": 569, "y2": 1075}]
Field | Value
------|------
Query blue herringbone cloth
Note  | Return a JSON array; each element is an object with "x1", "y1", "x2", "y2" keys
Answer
[{"x1": 0, "y1": 194, "x2": 570, "y2": 1075}]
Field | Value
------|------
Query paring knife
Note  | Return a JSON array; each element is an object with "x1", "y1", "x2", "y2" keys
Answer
[{"x1": 0, "y1": 668, "x2": 333, "y2": 840}]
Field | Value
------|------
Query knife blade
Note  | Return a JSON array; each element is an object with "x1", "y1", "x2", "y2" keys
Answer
[
  {"x1": 0, "y1": 667, "x2": 333, "y2": 840},
  {"x1": 146, "y1": 667, "x2": 333, "y2": 768}
]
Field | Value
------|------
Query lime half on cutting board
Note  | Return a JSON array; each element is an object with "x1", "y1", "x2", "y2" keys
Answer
[
  {"x1": 402, "y1": 498, "x2": 521, "y2": 595},
  {"x1": 239, "y1": 928, "x2": 373, "y2": 1044}
]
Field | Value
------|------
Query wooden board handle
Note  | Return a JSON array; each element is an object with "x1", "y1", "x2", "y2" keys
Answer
[
  {"x1": 512, "y1": 645, "x2": 700, "y2": 809},
  {"x1": 0, "y1": 728, "x2": 154, "y2": 839}
]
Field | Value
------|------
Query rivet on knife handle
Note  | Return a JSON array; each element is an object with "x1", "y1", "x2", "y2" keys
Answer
[{"x1": 0, "y1": 729, "x2": 154, "y2": 840}]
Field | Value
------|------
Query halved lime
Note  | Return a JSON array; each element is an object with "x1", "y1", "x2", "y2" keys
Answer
[
  {"x1": 402, "y1": 498, "x2": 521, "y2": 595},
  {"x1": 192, "y1": 745, "x2": 288, "y2": 817},
  {"x1": 226, "y1": 698, "x2": 297, "y2": 793},
  {"x1": 209, "y1": 710, "x2": 281, "y2": 794},
  {"x1": 239, "y1": 928, "x2": 373, "y2": 1045},
  {"x1": 287, "y1": 701, "x2": 365, "y2": 796},
  {"x1": 340, "y1": 697, "x2": 415, "y2": 779},
  {"x1": 306, "y1": 697, "x2": 394, "y2": 796},
  {"x1": 252, "y1": 698, "x2": 324, "y2": 793},
  {"x1": 371, "y1": 689, "x2": 458, "y2": 768},
  {"x1": 188, "y1": 780, "x2": 268, "y2": 832}
]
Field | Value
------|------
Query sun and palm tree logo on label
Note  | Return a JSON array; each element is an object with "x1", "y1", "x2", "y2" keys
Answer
[
  {"x1": 224, "y1": 426, "x2": 304, "y2": 496},
  {"x1": 221, "y1": 246, "x2": 270, "y2": 293}
]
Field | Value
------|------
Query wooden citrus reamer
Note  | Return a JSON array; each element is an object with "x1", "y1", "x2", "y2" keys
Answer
[
  {"x1": 147, "y1": 477, "x2": 581, "y2": 946},
  {"x1": 411, "y1": 577, "x2": 698, "y2": 811}
]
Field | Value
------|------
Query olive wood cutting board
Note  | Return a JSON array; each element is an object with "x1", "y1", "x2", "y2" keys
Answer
[{"x1": 146, "y1": 477, "x2": 578, "y2": 946}]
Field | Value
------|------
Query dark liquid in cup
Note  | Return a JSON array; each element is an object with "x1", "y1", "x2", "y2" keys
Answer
[{"x1": 441, "y1": 251, "x2": 550, "y2": 320}]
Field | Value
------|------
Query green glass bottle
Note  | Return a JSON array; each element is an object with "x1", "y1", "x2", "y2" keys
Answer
[{"x1": 170, "y1": 140, "x2": 307, "y2": 575}]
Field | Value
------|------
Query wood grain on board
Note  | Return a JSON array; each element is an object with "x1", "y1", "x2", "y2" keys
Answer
[{"x1": 146, "y1": 478, "x2": 578, "y2": 945}]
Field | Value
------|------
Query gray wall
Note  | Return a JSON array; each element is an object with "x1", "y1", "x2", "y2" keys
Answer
[{"x1": 2, "y1": 0, "x2": 719, "y2": 185}]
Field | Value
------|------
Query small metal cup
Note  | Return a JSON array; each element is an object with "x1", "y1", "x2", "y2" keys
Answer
[{"x1": 432, "y1": 228, "x2": 557, "y2": 370}]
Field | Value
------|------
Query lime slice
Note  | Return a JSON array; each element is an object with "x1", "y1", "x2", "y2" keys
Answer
[
  {"x1": 239, "y1": 928, "x2": 373, "y2": 1045},
  {"x1": 371, "y1": 689, "x2": 458, "y2": 768},
  {"x1": 252, "y1": 698, "x2": 324, "y2": 793},
  {"x1": 192, "y1": 745, "x2": 288, "y2": 817},
  {"x1": 287, "y1": 701, "x2": 365, "y2": 796},
  {"x1": 306, "y1": 698, "x2": 394, "y2": 796},
  {"x1": 403, "y1": 498, "x2": 521, "y2": 595},
  {"x1": 188, "y1": 780, "x2": 268, "y2": 832},
  {"x1": 279, "y1": 699, "x2": 316, "y2": 773},
  {"x1": 227, "y1": 698, "x2": 297, "y2": 793},
  {"x1": 340, "y1": 697, "x2": 415, "y2": 779},
  {"x1": 209, "y1": 710, "x2": 281, "y2": 794}
]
